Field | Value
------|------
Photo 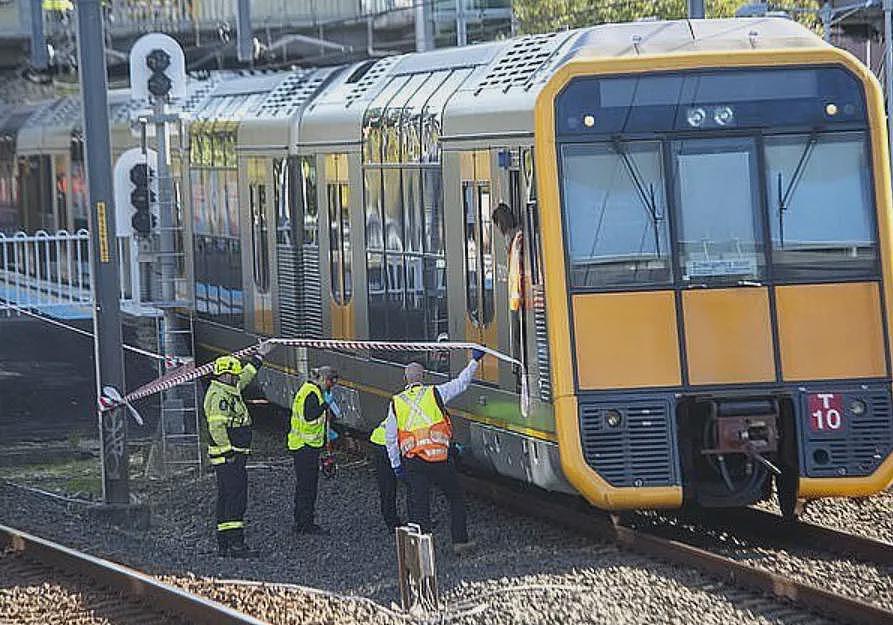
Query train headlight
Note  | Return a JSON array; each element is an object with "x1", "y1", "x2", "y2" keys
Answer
[
  {"x1": 825, "y1": 103, "x2": 839, "y2": 116},
  {"x1": 686, "y1": 107, "x2": 706, "y2": 128},
  {"x1": 849, "y1": 399, "x2": 866, "y2": 416},
  {"x1": 605, "y1": 410, "x2": 623, "y2": 428},
  {"x1": 583, "y1": 114, "x2": 596, "y2": 128},
  {"x1": 713, "y1": 106, "x2": 734, "y2": 126}
]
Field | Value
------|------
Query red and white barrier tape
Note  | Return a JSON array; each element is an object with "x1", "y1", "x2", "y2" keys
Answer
[{"x1": 102, "y1": 338, "x2": 529, "y2": 417}]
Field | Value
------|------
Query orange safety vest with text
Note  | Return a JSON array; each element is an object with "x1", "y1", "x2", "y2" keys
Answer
[
  {"x1": 392, "y1": 384, "x2": 452, "y2": 463},
  {"x1": 508, "y1": 230, "x2": 524, "y2": 312}
]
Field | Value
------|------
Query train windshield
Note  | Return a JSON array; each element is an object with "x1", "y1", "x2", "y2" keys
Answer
[
  {"x1": 556, "y1": 66, "x2": 876, "y2": 289},
  {"x1": 673, "y1": 137, "x2": 765, "y2": 284},
  {"x1": 764, "y1": 132, "x2": 875, "y2": 279},
  {"x1": 561, "y1": 141, "x2": 671, "y2": 287}
]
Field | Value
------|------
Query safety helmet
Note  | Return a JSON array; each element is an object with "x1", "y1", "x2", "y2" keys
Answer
[
  {"x1": 316, "y1": 365, "x2": 340, "y2": 383},
  {"x1": 214, "y1": 355, "x2": 242, "y2": 376}
]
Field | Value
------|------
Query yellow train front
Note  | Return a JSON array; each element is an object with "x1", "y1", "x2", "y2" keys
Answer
[{"x1": 536, "y1": 22, "x2": 893, "y2": 514}]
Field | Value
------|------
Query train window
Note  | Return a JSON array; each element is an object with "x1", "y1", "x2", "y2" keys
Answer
[
  {"x1": 364, "y1": 75, "x2": 411, "y2": 165},
  {"x1": 423, "y1": 168, "x2": 444, "y2": 255},
  {"x1": 464, "y1": 182, "x2": 480, "y2": 323},
  {"x1": 191, "y1": 155, "x2": 243, "y2": 328},
  {"x1": 402, "y1": 71, "x2": 447, "y2": 163},
  {"x1": 523, "y1": 149, "x2": 541, "y2": 285},
  {"x1": 328, "y1": 183, "x2": 343, "y2": 304},
  {"x1": 673, "y1": 137, "x2": 764, "y2": 283},
  {"x1": 300, "y1": 156, "x2": 318, "y2": 246},
  {"x1": 54, "y1": 154, "x2": 67, "y2": 230},
  {"x1": 764, "y1": 132, "x2": 876, "y2": 279},
  {"x1": 365, "y1": 169, "x2": 384, "y2": 250},
  {"x1": 340, "y1": 184, "x2": 352, "y2": 302},
  {"x1": 560, "y1": 141, "x2": 671, "y2": 288},
  {"x1": 403, "y1": 168, "x2": 422, "y2": 253},
  {"x1": 274, "y1": 159, "x2": 291, "y2": 246},
  {"x1": 479, "y1": 183, "x2": 495, "y2": 325},
  {"x1": 224, "y1": 170, "x2": 239, "y2": 237},
  {"x1": 250, "y1": 180, "x2": 270, "y2": 294},
  {"x1": 386, "y1": 254, "x2": 406, "y2": 340},
  {"x1": 383, "y1": 169, "x2": 403, "y2": 251},
  {"x1": 421, "y1": 69, "x2": 470, "y2": 164},
  {"x1": 386, "y1": 73, "x2": 427, "y2": 164}
]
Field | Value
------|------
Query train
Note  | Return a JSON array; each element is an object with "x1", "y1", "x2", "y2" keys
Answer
[{"x1": 3, "y1": 17, "x2": 893, "y2": 517}]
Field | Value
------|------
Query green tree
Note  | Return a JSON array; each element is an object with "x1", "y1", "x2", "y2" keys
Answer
[{"x1": 513, "y1": 0, "x2": 820, "y2": 35}]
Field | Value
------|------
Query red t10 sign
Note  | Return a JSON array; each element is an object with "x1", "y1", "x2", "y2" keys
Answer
[{"x1": 807, "y1": 393, "x2": 845, "y2": 432}]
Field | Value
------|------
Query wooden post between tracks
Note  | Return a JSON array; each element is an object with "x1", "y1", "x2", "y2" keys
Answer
[{"x1": 0, "y1": 524, "x2": 272, "y2": 625}]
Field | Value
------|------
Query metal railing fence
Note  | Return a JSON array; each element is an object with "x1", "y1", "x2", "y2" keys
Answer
[{"x1": 0, "y1": 229, "x2": 139, "y2": 316}]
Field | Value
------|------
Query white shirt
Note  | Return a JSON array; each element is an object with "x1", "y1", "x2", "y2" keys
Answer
[{"x1": 385, "y1": 359, "x2": 479, "y2": 468}]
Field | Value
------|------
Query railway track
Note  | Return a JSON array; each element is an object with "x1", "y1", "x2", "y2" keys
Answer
[
  {"x1": 672, "y1": 505, "x2": 893, "y2": 568},
  {"x1": 0, "y1": 524, "x2": 271, "y2": 625},
  {"x1": 460, "y1": 475, "x2": 893, "y2": 625}
]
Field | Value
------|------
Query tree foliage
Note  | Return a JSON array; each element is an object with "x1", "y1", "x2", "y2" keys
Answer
[{"x1": 513, "y1": 0, "x2": 820, "y2": 36}]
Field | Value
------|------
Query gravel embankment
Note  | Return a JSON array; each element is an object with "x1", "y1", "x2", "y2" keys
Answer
[
  {"x1": 796, "y1": 491, "x2": 893, "y2": 543},
  {"x1": 0, "y1": 454, "x2": 841, "y2": 625}
]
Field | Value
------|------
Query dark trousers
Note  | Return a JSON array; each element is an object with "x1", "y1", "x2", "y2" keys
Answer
[
  {"x1": 292, "y1": 446, "x2": 321, "y2": 528},
  {"x1": 215, "y1": 453, "x2": 248, "y2": 549},
  {"x1": 372, "y1": 444, "x2": 399, "y2": 527},
  {"x1": 405, "y1": 456, "x2": 468, "y2": 543}
]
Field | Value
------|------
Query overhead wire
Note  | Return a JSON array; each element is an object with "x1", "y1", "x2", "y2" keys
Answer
[{"x1": 0, "y1": 301, "x2": 169, "y2": 362}]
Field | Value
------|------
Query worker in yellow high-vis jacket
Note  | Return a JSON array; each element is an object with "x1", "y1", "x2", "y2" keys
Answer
[
  {"x1": 370, "y1": 419, "x2": 404, "y2": 530},
  {"x1": 288, "y1": 366, "x2": 340, "y2": 535},
  {"x1": 203, "y1": 345, "x2": 271, "y2": 557}
]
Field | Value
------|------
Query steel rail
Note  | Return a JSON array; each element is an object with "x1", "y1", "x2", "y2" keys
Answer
[
  {"x1": 0, "y1": 524, "x2": 273, "y2": 625},
  {"x1": 687, "y1": 506, "x2": 893, "y2": 567},
  {"x1": 460, "y1": 475, "x2": 893, "y2": 625}
]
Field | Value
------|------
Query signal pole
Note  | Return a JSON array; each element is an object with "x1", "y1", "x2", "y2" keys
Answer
[
  {"x1": 76, "y1": 0, "x2": 130, "y2": 505},
  {"x1": 455, "y1": 0, "x2": 467, "y2": 46},
  {"x1": 235, "y1": 0, "x2": 253, "y2": 63},
  {"x1": 29, "y1": 0, "x2": 48, "y2": 70},
  {"x1": 687, "y1": 0, "x2": 705, "y2": 19}
]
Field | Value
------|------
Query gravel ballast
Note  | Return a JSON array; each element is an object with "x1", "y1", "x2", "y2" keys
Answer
[
  {"x1": 0, "y1": 550, "x2": 185, "y2": 625},
  {"x1": 0, "y1": 450, "x2": 864, "y2": 625}
]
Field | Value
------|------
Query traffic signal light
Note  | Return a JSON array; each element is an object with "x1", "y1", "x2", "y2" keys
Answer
[
  {"x1": 146, "y1": 48, "x2": 172, "y2": 100},
  {"x1": 129, "y1": 162, "x2": 156, "y2": 238}
]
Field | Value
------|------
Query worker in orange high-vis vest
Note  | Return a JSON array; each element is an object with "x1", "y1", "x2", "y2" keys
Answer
[
  {"x1": 492, "y1": 203, "x2": 524, "y2": 367},
  {"x1": 384, "y1": 349, "x2": 485, "y2": 554}
]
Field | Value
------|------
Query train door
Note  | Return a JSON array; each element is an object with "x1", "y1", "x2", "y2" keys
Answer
[
  {"x1": 19, "y1": 155, "x2": 52, "y2": 232},
  {"x1": 52, "y1": 153, "x2": 69, "y2": 231},
  {"x1": 245, "y1": 156, "x2": 274, "y2": 335},
  {"x1": 492, "y1": 147, "x2": 532, "y2": 392},
  {"x1": 461, "y1": 149, "x2": 498, "y2": 382},
  {"x1": 325, "y1": 153, "x2": 354, "y2": 339}
]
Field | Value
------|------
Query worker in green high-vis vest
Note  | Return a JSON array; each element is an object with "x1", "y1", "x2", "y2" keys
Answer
[
  {"x1": 288, "y1": 366, "x2": 340, "y2": 535},
  {"x1": 370, "y1": 419, "x2": 403, "y2": 530}
]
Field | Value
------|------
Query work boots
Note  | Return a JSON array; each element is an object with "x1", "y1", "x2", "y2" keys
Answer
[
  {"x1": 217, "y1": 532, "x2": 257, "y2": 558},
  {"x1": 226, "y1": 542, "x2": 258, "y2": 558}
]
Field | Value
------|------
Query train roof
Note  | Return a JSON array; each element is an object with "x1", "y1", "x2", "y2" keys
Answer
[
  {"x1": 297, "y1": 17, "x2": 824, "y2": 152},
  {"x1": 187, "y1": 70, "x2": 291, "y2": 134},
  {"x1": 299, "y1": 56, "x2": 404, "y2": 150},
  {"x1": 237, "y1": 65, "x2": 342, "y2": 154},
  {"x1": 442, "y1": 17, "x2": 828, "y2": 141}
]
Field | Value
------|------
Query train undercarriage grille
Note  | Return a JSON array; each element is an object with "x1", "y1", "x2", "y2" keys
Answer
[
  {"x1": 579, "y1": 397, "x2": 679, "y2": 488},
  {"x1": 801, "y1": 390, "x2": 893, "y2": 478}
]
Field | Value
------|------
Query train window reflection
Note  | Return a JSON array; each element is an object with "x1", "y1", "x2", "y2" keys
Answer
[
  {"x1": 764, "y1": 132, "x2": 876, "y2": 278},
  {"x1": 560, "y1": 141, "x2": 671, "y2": 288},
  {"x1": 300, "y1": 156, "x2": 318, "y2": 247},
  {"x1": 674, "y1": 138, "x2": 763, "y2": 283}
]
